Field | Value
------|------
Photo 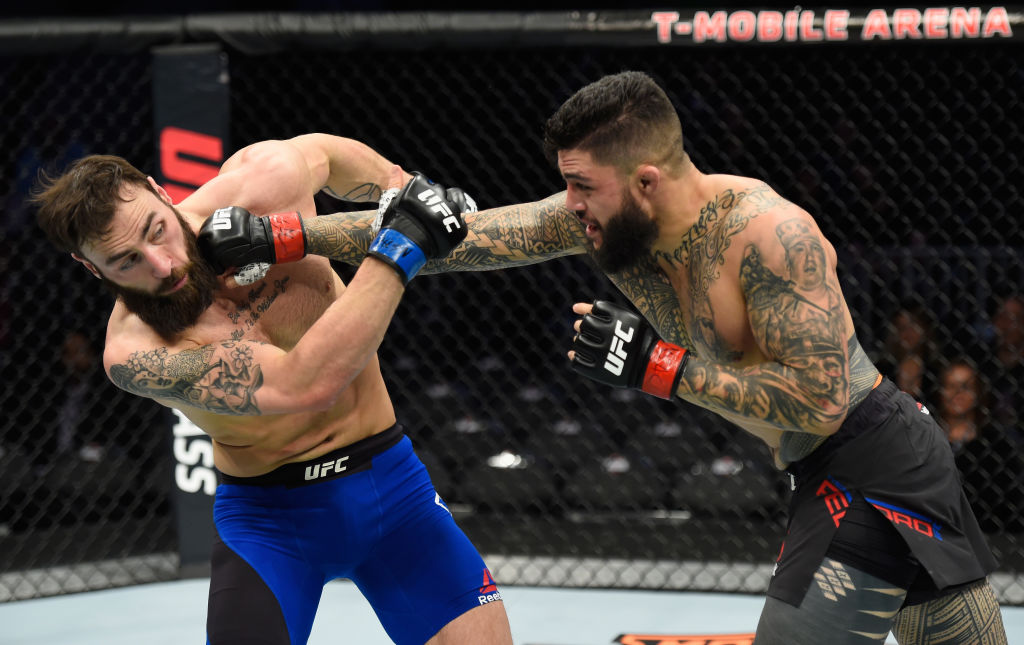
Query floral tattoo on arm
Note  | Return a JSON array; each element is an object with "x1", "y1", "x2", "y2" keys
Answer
[{"x1": 109, "y1": 342, "x2": 264, "y2": 415}]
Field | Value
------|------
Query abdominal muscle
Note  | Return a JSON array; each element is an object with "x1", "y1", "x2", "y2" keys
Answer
[{"x1": 189, "y1": 360, "x2": 397, "y2": 478}]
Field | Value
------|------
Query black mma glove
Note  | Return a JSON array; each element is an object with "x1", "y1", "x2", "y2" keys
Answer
[
  {"x1": 368, "y1": 172, "x2": 467, "y2": 284},
  {"x1": 571, "y1": 300, "x2": 689, "y2": 400},
  {"x1": 444, "y1": 186, "x2": 478, "y2": 215},
  {"x1": 198, "y1": 206, "x2": 306, "y2": 278}
]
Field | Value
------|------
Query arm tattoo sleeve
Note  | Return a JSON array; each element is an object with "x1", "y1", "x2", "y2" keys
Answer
[
  {"x1": 422, "y1": 193, "x2": 587, "y2": 272},
  {"x1": 303, "y1": 211, "x2": 377, "y2": 266},
  {"x1": 302, "y1": 194, "x2": 584, "y2": 270},
  {"x1": 109, "y1": 342, "x2": 263, "y2": 415}
]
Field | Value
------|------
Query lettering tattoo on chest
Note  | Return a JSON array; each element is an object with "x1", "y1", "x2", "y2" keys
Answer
[
  {"x1": 110, "y1": 341, "x2": 264, "y2": 415},
  {"x1": 227, "y1": 278, "x2": 289, "y2": 341}
]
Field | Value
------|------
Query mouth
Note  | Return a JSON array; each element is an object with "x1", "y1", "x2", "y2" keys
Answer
[{"x1": 162, "y1": 274, "x2": 188, "y2": 295}]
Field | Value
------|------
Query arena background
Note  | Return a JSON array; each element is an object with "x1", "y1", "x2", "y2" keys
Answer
[{"x1": 1, "y1": 7, "x2": 1022, "y2": 607}]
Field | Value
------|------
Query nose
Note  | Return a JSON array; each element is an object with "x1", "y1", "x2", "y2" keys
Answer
[
  {"x1": 565, "y1": 186, "x2": 585, "y2": 214},
  {"x1": 145, "y1": 248, "x2": 174, "y2": 278}
]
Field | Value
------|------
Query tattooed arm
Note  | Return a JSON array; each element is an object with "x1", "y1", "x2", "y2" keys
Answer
[
  {"x1": 302, "y1": 192, "x2": 589, "y2": 270},
  {"x1": 103, "y1": 255, "x2": 410, "y2": 416},
  {"x1": 674, "y1": 207, "x2": 861, "y2": 438}
]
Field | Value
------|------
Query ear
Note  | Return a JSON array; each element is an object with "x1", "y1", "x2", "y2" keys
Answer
[
  {"x1": 148, "y1": 176, "x2": 173, "y2": 204},
  {"x1": 635, "y1": 165, "x2": 661, "y2": 195},
  {"x1": 71, "y1": 253, "x2": 102, "y2": 279}
]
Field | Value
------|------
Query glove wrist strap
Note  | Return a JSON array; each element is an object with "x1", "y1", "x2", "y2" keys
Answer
[
  {"x1": 641, "y1": 341, "x2": 688, "y2": 400},
  {"x1": 267, "y1": 212, "x2": 307, "y2": 263},
  {"x1": 368, "y1": 229, "x2": 427, "y2": 284}
]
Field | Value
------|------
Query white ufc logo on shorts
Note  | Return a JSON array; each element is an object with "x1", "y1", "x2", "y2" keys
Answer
[{"x1": 603, "y1": 321, "x2": 634, "y2": 376}]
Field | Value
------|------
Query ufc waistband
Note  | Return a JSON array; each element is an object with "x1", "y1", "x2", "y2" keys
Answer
[{"x1": 217, "y1": 424, "x2": 404, "y2": 488}]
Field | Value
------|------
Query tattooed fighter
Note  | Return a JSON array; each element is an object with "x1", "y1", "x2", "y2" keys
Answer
[
  {"x1": 211, "y1": 74, "x2": 1008, "y2": 644},
  {"x1": 32, "y1": 134, "x2": 513, "y2": 645}
]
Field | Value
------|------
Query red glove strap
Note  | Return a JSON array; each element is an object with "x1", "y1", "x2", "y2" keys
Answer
[
  {"x1": 269, "y1": 212, "x2": 306, "y2": 263},
  {"x1": 642, "y1": 341, "x2": 688, "y2": 400}
]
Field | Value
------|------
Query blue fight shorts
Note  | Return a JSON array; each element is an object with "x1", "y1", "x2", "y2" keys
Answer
[{"x1": 206, "y1": 424, "x2": 501, "y2": 645}]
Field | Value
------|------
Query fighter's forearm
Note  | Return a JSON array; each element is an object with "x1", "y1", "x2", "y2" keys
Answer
[
  {"x1": 676, "y1": 355, "x2": 850, "y2": 436},
  {"x1": 305, "y1": 193, "x2": 587, "y2": 271},
  {"x1": 423, "y1": 192, "x2": 587, "y2": 273},
  {"x1": 302, "y1": 210, "x2": 377, "y2": 265}
]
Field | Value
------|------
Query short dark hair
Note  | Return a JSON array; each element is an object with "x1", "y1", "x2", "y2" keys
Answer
[
  {"x1": 542, "y1": 71, "x2": 685, "y2": 173},
  {"x1": 32, "y1": 154, "x2": 155, "y2": 254}
]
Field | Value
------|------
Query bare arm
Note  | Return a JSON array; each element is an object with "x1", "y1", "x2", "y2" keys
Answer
[
  {"x1": 673, "y1": 208, "x2": 855, "y2": 436},
  {"x1": 105, "y1": 258, "x2": 406, "y2": 415},
  {"x1": 287, "y1": 133, "x2": 411, "y2": 204},
  {"x1": 302, "y1": 192, "x2": 589, "y2": 270},
  {"x1": 190, "y1": 134, "x2": 409, "y2": 219}
]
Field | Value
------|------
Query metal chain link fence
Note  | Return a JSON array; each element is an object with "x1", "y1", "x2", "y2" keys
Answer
[{"x1": 1, "y1": 30, "x2": 1022, "y2": 604}]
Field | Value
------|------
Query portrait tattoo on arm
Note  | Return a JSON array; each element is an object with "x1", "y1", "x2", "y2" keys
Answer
[{"x1": 109, "y1": 342, "x2": 264, "y2": 415}]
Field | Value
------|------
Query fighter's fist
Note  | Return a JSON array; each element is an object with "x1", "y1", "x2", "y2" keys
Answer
[
  {"x1": 570, "y1": 300, "x2": 689, "y2": 400},
  {"x1": 197, "y1": 207, "x2": 306, "y2": 276},
  {"x1": 368, "y1": 172, "x2": 467, "y2": 284}
]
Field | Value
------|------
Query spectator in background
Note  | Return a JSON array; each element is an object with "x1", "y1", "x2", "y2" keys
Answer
[
  {"x1": 936, "y1": 358, "x2": 1024, "y2": 533},
  {"x1": 982, "y1": 293, "x2": 1024, "y2": 434},
  {"x1": 55, "y1": 329, "x2": 106, "y2": 459},
  {"x1": 875, "y1": 305, "x2": 942, "y2": 405}
]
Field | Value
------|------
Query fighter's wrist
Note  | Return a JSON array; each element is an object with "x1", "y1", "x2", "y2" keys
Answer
[
  {"x1": 639, "y1": 341, "x2": 688, "y2": 400},
  {"x1": 266, "y1": 212, "x2": 307, "y2": 263},
  {"x1": 367, "y1": 228, "x2": 427, "y2": 284}
]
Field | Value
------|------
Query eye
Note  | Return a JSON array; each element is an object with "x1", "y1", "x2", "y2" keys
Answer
[
  {"x1": 119, "y1": 254, "x2": 138, "y2": 271},
  {"x1": 152, "y1": 223, "x2": 164, "y2": 241}
]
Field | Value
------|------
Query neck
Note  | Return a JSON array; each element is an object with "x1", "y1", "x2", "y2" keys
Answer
[{"x1": 650, "y1": 159, "x2": 707, "y2": 253}]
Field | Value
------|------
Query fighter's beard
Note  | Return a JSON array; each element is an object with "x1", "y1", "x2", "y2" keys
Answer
[
  {"x1": 590, "y1": 189, "x2": 659, "y2": 274},
  {"x1": 102, "y1": 217, "x2": 220, "y2": 340}
]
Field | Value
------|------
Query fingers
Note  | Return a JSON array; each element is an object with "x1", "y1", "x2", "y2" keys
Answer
[{"x1": 572, "y1": 302, "x2": 594, "y2": 315}]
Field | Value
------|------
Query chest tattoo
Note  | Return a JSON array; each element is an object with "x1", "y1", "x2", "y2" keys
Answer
[{"x1": 227, "y1": 277, "x2": 290, "y2": 341}]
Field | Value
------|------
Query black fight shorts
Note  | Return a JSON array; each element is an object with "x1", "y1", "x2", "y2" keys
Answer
[{"x1": 768, "y1": 377, "x2": 998, "y2": 607}]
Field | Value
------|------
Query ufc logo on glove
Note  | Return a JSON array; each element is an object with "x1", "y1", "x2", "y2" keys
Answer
[
  {"x1": 416, "y1": 189, "x2": 461, "y2": 233},
  {"x1": 209, "y1": 208, "x2": 235, "y2": 231},
  {"x1": 603, "y1": 321, "x2": 635, "y2": 376}
]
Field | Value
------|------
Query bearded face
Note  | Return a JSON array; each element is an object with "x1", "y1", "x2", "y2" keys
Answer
[
  {"x1": 590, "y1": 188, "x2": 659, "y2": 274},
  {"x1": 100, "y1": 208, "x2": 220, "y2": 339}
]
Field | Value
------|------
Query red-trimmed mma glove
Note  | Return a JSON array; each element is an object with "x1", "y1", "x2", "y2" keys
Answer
[
  {"x1": 197, "y1": 207, "x2": 306, "y2": 285},
  {"x1": 570, "y1": 300, "x2": 689, "y2": 400},
  {"x1": 368, "y1": 172, "x2": 467, "y2": 284}
]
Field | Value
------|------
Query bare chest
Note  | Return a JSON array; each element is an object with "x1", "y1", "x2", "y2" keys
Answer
[{"x1": 197, "y1": 261, "x2": 338, "y2": 350}]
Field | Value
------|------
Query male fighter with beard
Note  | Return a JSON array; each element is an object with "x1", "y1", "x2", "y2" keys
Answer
[
  {"x1": 32, "y1": 134, "x2": 513, "y2": 645},
  {"x1": 206, "y1": 74, "x2": 1008, "y2": 644}
]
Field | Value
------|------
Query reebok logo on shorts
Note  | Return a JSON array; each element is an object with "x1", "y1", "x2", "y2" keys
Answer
[{"x1": 478, "y1": 568, "x2": 502, "y2": 604}]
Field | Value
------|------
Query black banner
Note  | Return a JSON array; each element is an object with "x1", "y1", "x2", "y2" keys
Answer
[
  {"x1": 152, "y1": 43, "x2": 229, "y2": 577},
  {"x1": 0, "y1": 8, "x2": 1019, "y2": 54}
]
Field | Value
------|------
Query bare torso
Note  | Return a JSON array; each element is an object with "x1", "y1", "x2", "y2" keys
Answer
[
  {"x1": 102, "y1": 138, "x2": 399, "y2": 477},
  {"x1": 603, "y1": 175, "x2": 879, "y2": 466},
  {"x1": 107, "y1": 253, "x2": 396, "y2": 477}
]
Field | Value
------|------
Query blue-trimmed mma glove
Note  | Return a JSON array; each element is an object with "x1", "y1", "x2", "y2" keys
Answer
[
  {"x1": 570, "y1": 300, "x2": 689, "y2": 400},
  {"x1": 368, "y1": 172, "x2": 467, "y2": 284},
  {"x1": 197, "y1": 207, "x2": 306, "y2": 285}
]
